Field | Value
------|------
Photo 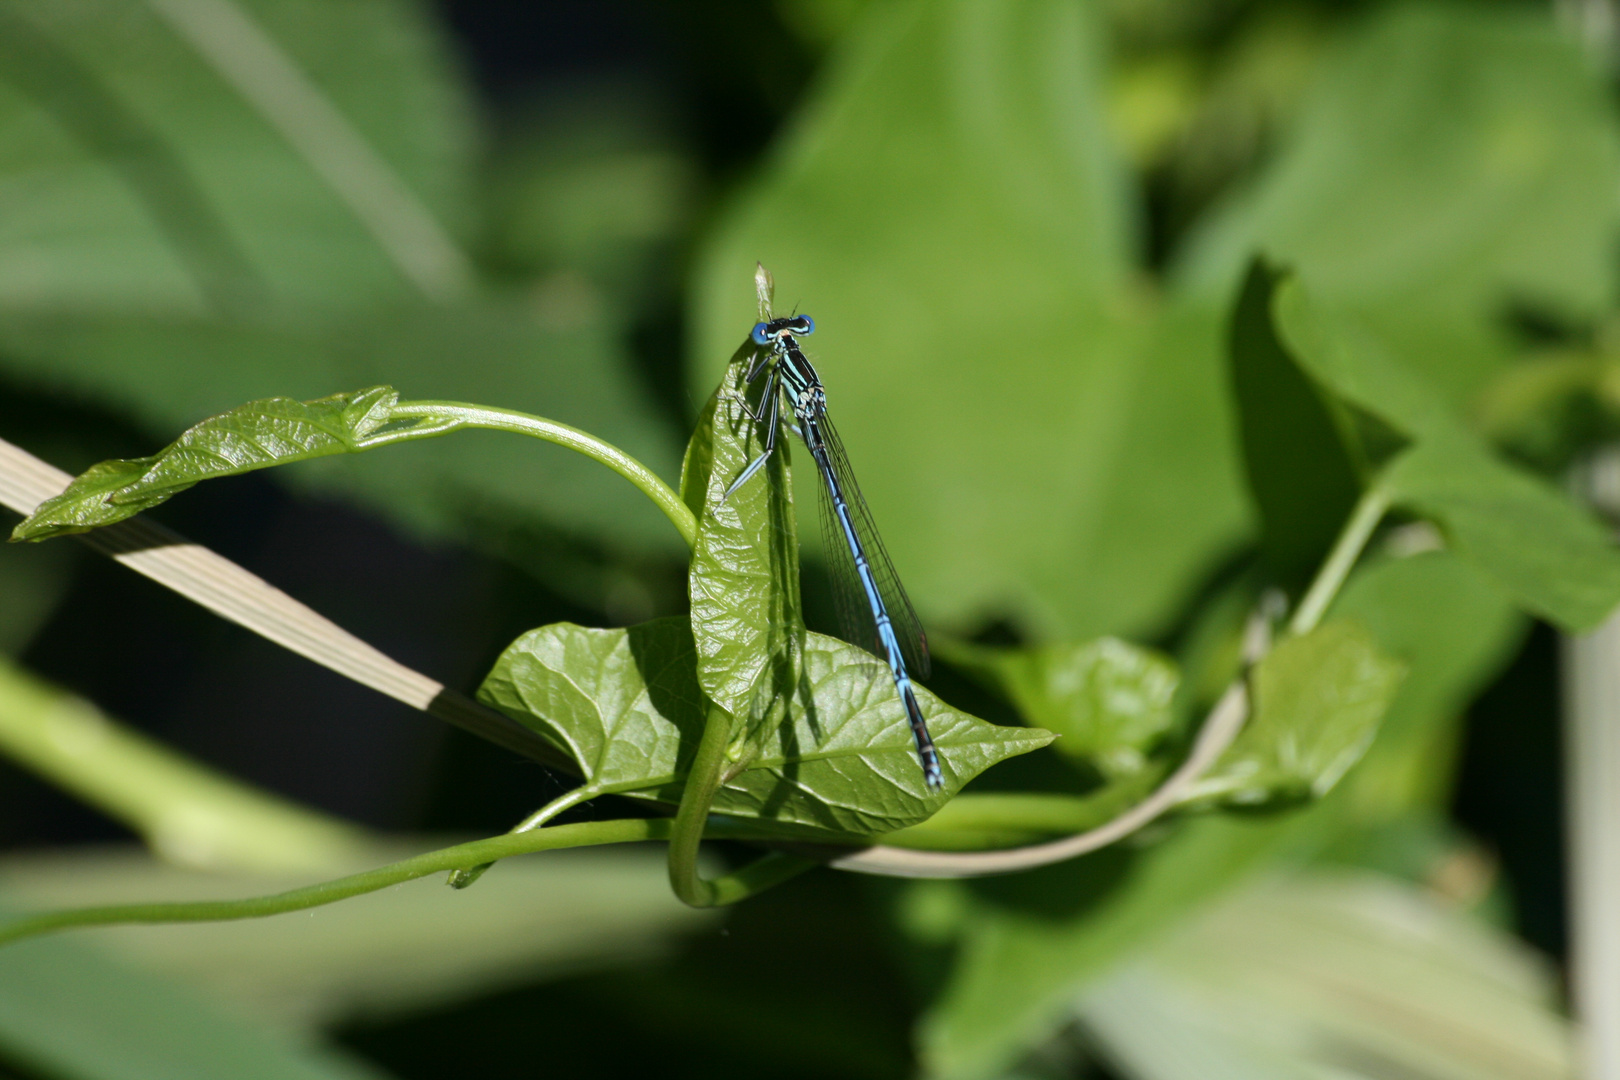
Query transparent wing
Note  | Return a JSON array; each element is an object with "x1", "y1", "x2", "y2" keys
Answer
[{"x1": 808, "y1": 407, "x2": 930, "y2": 679}]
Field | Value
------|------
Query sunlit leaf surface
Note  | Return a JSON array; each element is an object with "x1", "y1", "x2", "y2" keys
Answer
[
  {"x1": 914, "y1": 551, "x2": 1522, "y2": 1080},
  {"x1": 1188, "y1": 620, "x2": 1403, "y2": 806},
  {"x1": 684, "y1": 339, "x2": 804, "y2": 743},
  {"x1": 478, "y1": 619, "x2": 1053, "y2": 836},
  {"x1": 11, "y1": 387, "x2": 414, "y2": 539},
  {"x1": 1275, "y1": 280, "x2": 1620, "y2": 631},
  {"x1": 948, "y1": 636, "x2": 1179, "y2": 779},
  {"x1": 694, "y1": 0, "x2": 1249, "y2": 641}
]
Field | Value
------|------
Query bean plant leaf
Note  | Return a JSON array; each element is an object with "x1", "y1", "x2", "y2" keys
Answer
[
  {"x1": 1185, "y1": 620, "x2": 1404, "y2": 807},
  {"x1": 946, "y1": 637, "x2": 1178, "y2": 779},
  {"x1": 915, "y1": 553, "x2": 1520, "y2": 1080},
  {"x1": 1228, "y1": 259, "x2": 1363, "y2": 593},
  {"x1": 477, "y1": 619, "x2": 1054, "y2": 836},
  {"x1": 1273, "y1": 278, "x2": 1620, "y2": 632},
  {"x1": 693, "y1": 0, "x2": 1251, "y2": 642},
  {"x1": 684, "y1": 337, "x2": 804, "y2": 745},
  {"x1": 1176, "y1": 2, "x2": 1620, "y2": 409},
  {"x1": 1383, "y1": 438, "x2": 1620, "y2": 632},
  {"x1": 9, "y1": 386, "x2": 450, "y2": 540},
  {"x1": 0, "y1": 0, "x2": 474, "y2": 314},
  {"x1": 1329, "y1": 551, "x2": 1524, "y2": 813}
]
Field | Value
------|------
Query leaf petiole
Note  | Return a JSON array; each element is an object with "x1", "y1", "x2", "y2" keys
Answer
[
  {"x1": 1288, "y1": 484, "x2": 1392, "y2": 636},
  {"x1": 387, "y1": 401, "x2": 697, "y2": 549},
  {"x1": 446, "y1": 783, "x2": 603, "y2": 889}
]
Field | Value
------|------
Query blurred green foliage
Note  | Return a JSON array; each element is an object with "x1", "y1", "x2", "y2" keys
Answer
[{"x1": 0, "y1": 0, "x2": 1615, "y2": 1077}]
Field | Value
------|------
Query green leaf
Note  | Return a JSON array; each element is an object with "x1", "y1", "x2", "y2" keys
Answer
[
  {"x1": 684, "y1": 337, "x2": 804, "y2": 740},
  {"x1": 693, "y1": 0, "x2": 1249, "y2": 641},
  {"x1": 912, "y1": 552, "x2": 1521, "y2": 1080},
  {"x1": 1330, "y1": 551, "x2": 1523, "y2": 814},
  {"x1": 1228, "y1": 259, "x2": 1363, "y2": 593},
  {"x1": 1383, "y1": 437, "x2": 1620, "y2": 632},
  {"x1": 1081, "y1": 872, "x2": 1572, "y2": 1080},
  {"x1": 477, "y1": 619, "x2": 1054, "y2": 836},
  {"x1": 1177, "y1": 2, "x2": 1620, "y2": 408},
  {"x1": 914, "y1": 812, "x2": 1323, "y2": 1080},
  {"x1": 1270, "y1": 277, "x2": 1468, "y2": 441},
  {"x1": 0, "y1": 304, "x2": 685, "y2": 551},
  {"x1": 1187, "y1": 620, "x2": 1404, "y2": 807},
  {"x1": 0, "y1": 928, "x2": 386, "y2": 1080},
  {"x1": 0, "y1": 844, "x2": 715, "y2": 1030},
  {"x1": 0, "y1": 3, "x2": 685, "y2": 553},
  {"x1": 1273, "y1": 279, "x2": 1620, "y2": 632},
  {"x1": 0, "y1": 0, "x2": 474, "y2": 314},
  {"x1": 10, "y1": 386, "x2": 426, "y2": 540},
  {"x1": 947, "y1": 637, "x2": 1178, "y2": 779}
]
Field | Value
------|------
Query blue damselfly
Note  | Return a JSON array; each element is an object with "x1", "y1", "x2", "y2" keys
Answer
[{"x1": 726, "y1": 314, "x2": 942, "y2": 789}]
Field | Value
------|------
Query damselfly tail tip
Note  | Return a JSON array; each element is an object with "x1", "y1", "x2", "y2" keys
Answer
[{"x1": 924, "y1": 762, "x2": 944, "y2": 791}]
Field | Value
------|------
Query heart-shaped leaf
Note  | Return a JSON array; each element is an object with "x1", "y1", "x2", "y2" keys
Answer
[
  {"x1": 1228, "y1": 259, "x2": 1364, "y2": 594},
  {"x1": 477, "y1": 618, "x2": 1054, "y2": 836},
  {"x1": 9, "y1": 386, "x2": 447, "y2": 540},
  {"x1": 692, "y1": 1, "x2": 1251, "y2": 643},
  {"x1": 1274, "y1": 279, "x2": 1620, "y2": 631},
  {"x1": 946, "y1": 636, "x2": 1178, "y2": 779},
  {"x1": 1187, "y1": 619, "x2": 1404, "y2": 806}
]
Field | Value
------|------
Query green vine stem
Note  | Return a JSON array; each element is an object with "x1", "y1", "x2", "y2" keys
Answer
[
  {"x1": 0, "y1": 815, "x2": 822, "y2": 948},
  {"x1": 836, "y1": 481, "x2": 1398, "y2": 877},
  {"x1": 0, "y1": 819, "x2": 667, "y2": 948},
  {"x1": 447, "y1": 783, "x2": 602, "y2": 889},
  {"x1": 666, "y1": 703, "x2": 815, "y2": 906},
  {"x1": 1288, "y1": 484, "x2": 1391, "y2": 636},
  {"x1": 385, "y1": 401, "x2": 698, "y2": 550}
]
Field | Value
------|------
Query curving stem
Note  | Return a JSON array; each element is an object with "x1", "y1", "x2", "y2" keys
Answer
[{"x1": 666, "y1": 702, "x2": 814, "y2": 906}]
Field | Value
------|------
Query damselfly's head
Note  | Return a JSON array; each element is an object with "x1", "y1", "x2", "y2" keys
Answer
[{"x1": 751, "y1": 314, "x2": 815, "y2": 346}]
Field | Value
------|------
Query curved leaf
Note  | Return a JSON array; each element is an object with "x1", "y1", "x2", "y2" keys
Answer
[
  {"x1": 684, "y1": 337, "x2": 804, "y2": 744},
  {"x1": 1177, "y1": 3, "x2": 1620, "y2": 406},
  {"x1": 1383, "y1": 438, "x2": 1620, "y2": 632},
  {"x1": 1274, "y1": 279, "x2": 1620, "y2": 631},
  {"x1": 8, "y1": 386, "x2": 443, "y2": 540},
  {"x1": 477, "y1": 619, "x2": 1054, "y2": 836},
  {"x1": 1228, "y1": 259, "x2": 1365, "y2": 594},
  {"x1": 915, "y1": 551, "x2": 1519, "y2": 1080}
]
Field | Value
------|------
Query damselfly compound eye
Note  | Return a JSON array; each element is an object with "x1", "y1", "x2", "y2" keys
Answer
[
  {"x1": 791, "y1": 315, "x2": 815, "y2": 335},
  {"x1": 751, "y1": 322, "x2": 772, "y2": 346}
]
